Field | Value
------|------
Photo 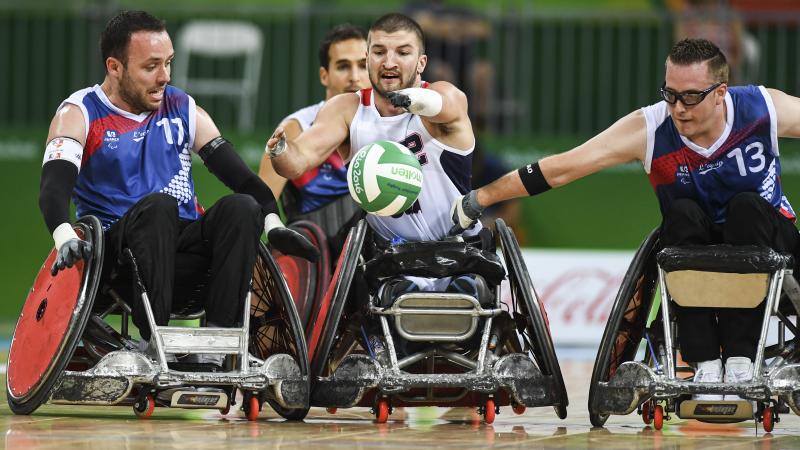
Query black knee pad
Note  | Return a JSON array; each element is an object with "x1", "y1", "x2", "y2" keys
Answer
[
  {"x1": 447, "y1": 274, "x2": 493, "y2": 306},
  {"x1": 142, "y1": 192, "x2": 178, "y2": 207},
  {"x1": 378, "y1": 278, "x2": 418, "y2": 308},
  {"x1": 727, "y1": 192, "x2": 768, "y2": 217},
  {"x1": 218, "y1": 193, "x2": 261, "y2": 215}
]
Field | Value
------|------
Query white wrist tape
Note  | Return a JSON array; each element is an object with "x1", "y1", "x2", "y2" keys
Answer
[
  {"x1": 398, "y1": 88, "x2": 443, "y2": 117},
  {"x1": 43, "y1": 137, "x2": 84, "y2": 170},
  {"x1": 53, "y1": 222, "x2": 79, "y2": 250},
  {"x1": 263, "y1": 213, "x2": 285, "y2": 234}
]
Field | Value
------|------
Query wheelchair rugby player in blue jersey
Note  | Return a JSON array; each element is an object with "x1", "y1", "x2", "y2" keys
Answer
[
  {"x1": 451, "y1": 38, "x2": 800, "y2": 432},
  {"x1": 7, "y1": 10, "x2": 318, "y2": 420}
]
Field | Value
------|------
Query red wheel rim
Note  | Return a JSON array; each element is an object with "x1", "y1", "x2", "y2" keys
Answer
[
  {"x1": 642, "y1": 402, "x2": 652, "y2": 425},
  {"x1": 135, "y1": 394, "x2": 155, "y2": 418},
  {"x1": 512, "y1": 404, "x2": 526, "y2": 415},
  {"x1": 653, "y1": 404, "x2": 664, "y2": 430},
  {"x1": 7, "y1": 249, "x2": 85, "y2": 400},
  {"x1": 247, "y1": 396, "x2": 260, "y2": 421},
  {"x1": 376, "y1": 399, "x2": 389, "y2": 424},
  {"x1": 276, "y1": 255, "x2": 304, "y2": 302},
  {"x1": 763, "y1": 406, "x2": 774, "y2": 433},
  {"x1": 484, "y1": 399, "x2": 496, "y2": 424},
  {"x1": 326, "y1": 407, "x2": 337, "y2": 415},
  {"x1": 307, "y1": 235, "x2": 349, "y2": 360}
]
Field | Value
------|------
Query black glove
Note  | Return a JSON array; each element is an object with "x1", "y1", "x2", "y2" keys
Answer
[
  {"x1": 385, "y1": 91, "x2": 411, "y2": 109},
  {"x1": 448, "y1": 190, "x2": 485, "y2": 236},
  {"x1": 51, "y1": 238, "x2": 93, "y2": 276},
  {"x1": 268, "y1": 227, "x2": 320, "y2": 262}
]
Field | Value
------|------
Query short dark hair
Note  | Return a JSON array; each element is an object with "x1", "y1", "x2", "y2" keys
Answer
[
  {"x1": 369, "y1": 13, "x2": 425, "y2": 54},
  {"x1": 667, "y1": 38, "x2": 729, "y2": 83},
  {"x1": 100, "y1": 11, "x2": 166, "y2": 67},
  {"x1": 318, "y1": 24, "x2": 367, "y2": 69}
]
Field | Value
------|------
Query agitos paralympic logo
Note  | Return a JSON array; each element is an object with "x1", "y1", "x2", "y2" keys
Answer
[{"x1": 104, "y1": 129, "x2": 120, "y2": 149}]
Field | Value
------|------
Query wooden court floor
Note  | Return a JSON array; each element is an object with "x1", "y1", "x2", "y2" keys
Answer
[{"x1": 3, "y1": 361, "x2": 800, "y2": 449}]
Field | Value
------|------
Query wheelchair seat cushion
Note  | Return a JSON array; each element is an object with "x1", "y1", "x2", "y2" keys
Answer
[
  {"x1": 657, "y1": 245, "x2": 793, "y2": 274},
  {"x1": 363, "y1": 239, "x2": 506, "y2": 288}
]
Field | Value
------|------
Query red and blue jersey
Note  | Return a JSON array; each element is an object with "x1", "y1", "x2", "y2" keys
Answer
[
  {"x1": 62, "y1": 84, "x2": 200, "y2": 228},
  {"x1": 290, "y1": 152, "x2": 349, "y2": 213},
  {"x1": 643, "y1": 85, "x2": 794, "y2": 223},
  {"x1": 281, "y1": 102, "x2": 350, "y2": 213}
]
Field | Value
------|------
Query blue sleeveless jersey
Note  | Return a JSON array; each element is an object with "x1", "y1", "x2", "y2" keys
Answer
[
  {"x1": 63, "y1": 85, "x2": 200, "y2": 228},
  {"x1": 643, "y1": 85, "x2": 795, "y2": 223},
  {"x1": 290, "y1": 152, "x2": 349, "y2": 213}
]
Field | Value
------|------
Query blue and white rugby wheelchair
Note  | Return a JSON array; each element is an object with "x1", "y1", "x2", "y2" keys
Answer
[
  {"x1": 7, "y1": 215, "x2": 309, "y2": 421},
  {"x1": 589, "y1": 228, "x2": 800, "y2": 432}
]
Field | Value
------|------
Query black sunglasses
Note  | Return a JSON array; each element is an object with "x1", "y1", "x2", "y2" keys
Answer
[{"x1": 660, "y1": 81, "x2": 723, "y2": 106}]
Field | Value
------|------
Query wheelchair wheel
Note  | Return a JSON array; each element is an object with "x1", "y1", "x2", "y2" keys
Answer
[
  {"x1": 249, "y1": 242, "x2": 310, "y2": 420},
  {"x1": 307, "y1": 220, "x2": 368, "y2": 382},
  {"x1": 588, "y1": 228, "x2": 660, "y2": 427},
  {"x1": 273, "y1": 220, "x2": 331, "y2": 331},
  {"x1": 496, "y1": 219, "x2": 569, "y2": 419},
  {"x1": 7, "y1": 216, "x2": 104, "y2": 415}
]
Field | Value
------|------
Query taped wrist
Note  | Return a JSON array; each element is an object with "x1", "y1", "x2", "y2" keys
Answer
[
  {"x1": 264, "y1": 212, "x2": 284, "y2": 233},
  {"x1": 40, "y1": 159, "x2": 78, "y2": 234},
  {"x1": 517, "y1": 162, "x2": 551, "y2": 196},
  {"x1": 397, "y1": 87, "x2": 443, "y2": 117},
  {"x1": 199, "y1": 136, "x2": 277, "y2": 215},
  {"x1": 53, "y1": 223, "x2": 79, "y2": 250},
  {"x1": 462, "y1": 190, "x2": 485, "y2": 218}
]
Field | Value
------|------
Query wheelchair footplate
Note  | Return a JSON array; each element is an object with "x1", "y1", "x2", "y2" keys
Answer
[{"x1": 678, "y1": 400, "x2": 753, "y2": 422}]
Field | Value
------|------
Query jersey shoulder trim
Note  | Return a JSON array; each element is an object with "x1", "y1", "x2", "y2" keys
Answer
[
  {"x1": 758, "y1": 85, "x2": 779, "y2": 156},
  {"x1": 641, "y1": 101, "x2": 669, "y2": 173},
  {"x1": 188, "y1": 94, "x2": 197, "y2": 151},
  {"x1": 58, "y1": 86, "x2": 94, "y2": 143},
  {"x1": 360, "y1": 88, "x2": 372, "y2": 106}
]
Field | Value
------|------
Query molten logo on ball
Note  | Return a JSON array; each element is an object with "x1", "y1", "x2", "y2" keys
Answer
[{"x1": 347, "y1": 140, "x2": 423, "y2": 216}]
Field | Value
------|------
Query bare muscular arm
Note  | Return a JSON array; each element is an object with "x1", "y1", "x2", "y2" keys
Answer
[
  {"x1": 476, "y1": 110, "x2": 647, "y2": 207},
  {"x1": 267, "y1": 93, "x2": 357, "y2": 180},
  {"x1": 767, "y1": 88, "x2": 800, "y2": 139}
]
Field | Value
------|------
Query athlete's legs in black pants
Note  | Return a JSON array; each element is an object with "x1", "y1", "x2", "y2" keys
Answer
[
  {"x1": 176, "y1": 194, "x2": 264, "y2": 328},
  {"x1": 661, "y1": 193, "x2": 798, "y2": 362},
  {"x1": 104, "y1": 193, "x2": 263, "y2": 341}
]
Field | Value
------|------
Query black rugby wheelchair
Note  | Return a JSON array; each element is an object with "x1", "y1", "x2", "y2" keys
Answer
[
  {"x1": 7, "y1": 215, "x2": 309, "y2": 420},
  {"x1": 279, "y1": 218, "x2": 568, "y2": 424},
  {"x1": 588, "y1": 228, "x2": 800, "y2": 432}
]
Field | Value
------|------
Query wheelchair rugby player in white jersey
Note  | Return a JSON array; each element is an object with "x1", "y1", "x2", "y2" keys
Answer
[{"x1": 266, "y1": 12, "x2": 568, "y2": 424}]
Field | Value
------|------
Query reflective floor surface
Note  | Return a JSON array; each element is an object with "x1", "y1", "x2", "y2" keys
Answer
[{"x1": 3, "y1": 361, "x2": 799, "y2": 449}]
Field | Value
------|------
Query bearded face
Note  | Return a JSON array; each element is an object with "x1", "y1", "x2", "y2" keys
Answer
[{"x1": 367, "y1": 29, "x2": 426, "y2": 98}]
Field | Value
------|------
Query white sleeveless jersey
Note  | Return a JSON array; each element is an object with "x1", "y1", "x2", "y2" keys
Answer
[
  {"x1": 283, "y1": 101, "x2": 324, "y2": 131},
  {"x1": 349, "y1": 87, "x2": 478, "y2": 242}
]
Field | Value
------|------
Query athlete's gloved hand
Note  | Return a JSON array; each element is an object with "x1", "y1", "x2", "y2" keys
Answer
[
  {"x1": 386, "y1": 88, "x2": 443, "y2": 117},
  {"x1": 385, "y1": 91, "x2": 412, "y2": 110},
  {"x1": 448, "y1": 190, "x2": 485, "y2": 236},
  {"x1": 51, "y1": 238, "x2": 93, "y2": 276},
  {"x1": 264, "y1": 213, "x2": 319, "y2": 262}
]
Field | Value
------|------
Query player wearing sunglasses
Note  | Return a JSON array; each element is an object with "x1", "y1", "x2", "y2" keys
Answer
[{"x1": 449, "y1": 38, "x2": 800, "y2": 395}]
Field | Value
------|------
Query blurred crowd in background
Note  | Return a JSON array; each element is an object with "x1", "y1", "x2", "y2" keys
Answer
[{"x1": 3, "y1": 0, "x2": 800, "y2": 317}]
